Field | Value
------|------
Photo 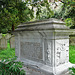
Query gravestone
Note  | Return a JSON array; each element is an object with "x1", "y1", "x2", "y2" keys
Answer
[
  {"x1": 70, "y1": 35, "x2": 75, "y2": 45},
  {"x1": 13, "y1": 18, "x2": 73, "y2": 75},
  {"x1": 69, "y1": 29, "x2": 75, "y2": 45},
  {"x1": 5, "y1": 33, "x2": 11, "y2": 40},
  {"x1": 0, "y1": 37, "x2": 7, "y2": 49},
  {"x1": 0, "y1": 33, "x2": 2, "y2": 48},
  {"x1": 10, "y1": 35, "x2": 15, "y2": 48},
  {"x1": 0, "y1": 33, "x2": 2, "y2": 39}
]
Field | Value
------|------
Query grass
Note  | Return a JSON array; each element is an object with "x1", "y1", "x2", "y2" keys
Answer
[
  {"x1": 0, "y1": 41, "x2": 15, "y2": 60},
  {"x1": 0, "y1": 41, "x2": 25, "y2": 75},
  {"x1": 69, "y1": 45, "x2": 75, "y2": 64}
]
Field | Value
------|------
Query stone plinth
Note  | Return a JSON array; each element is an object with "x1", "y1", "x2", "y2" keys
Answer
[{"x1": 13, "y1": 18, "x2": 73, "y2": 75}]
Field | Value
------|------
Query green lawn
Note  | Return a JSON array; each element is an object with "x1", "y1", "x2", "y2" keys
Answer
[
  {"x1": 69, "y1": 45, "x2": 75, "y2": 64},
  {"x1": 0, "y1": 42, "x2": 15, "y2": 60}
]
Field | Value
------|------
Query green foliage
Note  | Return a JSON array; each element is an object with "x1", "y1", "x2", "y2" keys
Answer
[
  {"x1": 69, "y1": 45, "x2": 75, "y2": 64},
  {"x1": 63, "y1": 6, "x2": 75, "y2": 28},
  {"x1": 0, "y1": 41, "x2": 25, "y2": 75},
  {"x1": 69, "y1": 67, "x2": 75, "y2": 75},
  {"x1": 0, "y1": 0, "x2": 34, "y2": 33},
  {"x1": 35, "y1": 0, "x2": 54, "y2": 20},
  {"x1": 52, "y1": 0, "x2": 75, "y2": 28},
  {"x1": 0, "y1": 48, "x2": 15, "y2": 60},
  {"x1": 69, "y1": 45, "x2": 75, "y2": 75},
  {"x1": 0, "y1": 41, "x2": 15, "y2": 60},
  {"x1": 52, "y1": 10, "x2": 64, "y2": 19},
  {"x1": 0, "y1": 57, "x2": 25, "y2": 75},
  {"x1": 65, "y1": 18, "x2": 72, "y2": 27},
  {"x1": 62, "y1": 0, "x2": 75, "y2": 7},
  {"x1": 0, "y1": 0, "x2": 53, "y2": 33},
  {"x1": 63, "y1": 6, "x2": 75, "y2": 18}
]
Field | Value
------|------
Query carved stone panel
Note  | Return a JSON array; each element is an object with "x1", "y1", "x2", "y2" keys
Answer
[
  {"x1": 20, "y1": 42, "x2": 43, "y2": 62},
  {"x1": 55, "y1": 39, "x2": 69, "y2": 66}
]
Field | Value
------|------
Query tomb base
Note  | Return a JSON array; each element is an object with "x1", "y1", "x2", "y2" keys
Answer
[{"x1": 20, "y1": 59, "x2": 73, "y2": 75}]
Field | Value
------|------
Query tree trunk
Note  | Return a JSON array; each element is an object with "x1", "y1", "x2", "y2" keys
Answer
[{"x1": 12, "y1": 24, "x2": 15, "y2": 31}]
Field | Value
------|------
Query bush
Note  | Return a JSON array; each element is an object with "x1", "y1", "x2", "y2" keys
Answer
[
  {"x1": 0, "y1": 57, "x2": 25, "y2": 75},
  {"x1": 0, "y1": 40, "x2": 15, "y2": 60},
  {"x1": 69, "y1": 67, "x2": 75, "y2": 75},
  {"x1": 65, "y1": 18, "x2": 72, "y2": 27},
  {"x1": 0, "y1": 48, "x2": 15, "y2": 60}
]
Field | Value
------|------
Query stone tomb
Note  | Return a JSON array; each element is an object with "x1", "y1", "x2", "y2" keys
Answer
[{"x1": 13, "y1": 18, "x2": 73, "y2": 75}]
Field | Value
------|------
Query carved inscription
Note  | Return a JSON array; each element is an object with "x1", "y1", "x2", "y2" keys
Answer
[{"x1": 21, "y1": 42, "x2": 43, "y2": 61}]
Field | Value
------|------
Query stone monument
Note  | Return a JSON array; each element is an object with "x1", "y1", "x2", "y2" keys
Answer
[
  {"x1": 0, "y1": 37, "x2": 7, "y2": 49},
  {"x1": 10, "y1": 35, "x2": 15, "y2": 48},
  {"x1": 13, "y1": 18, "x2": 73, "y2": 75}
]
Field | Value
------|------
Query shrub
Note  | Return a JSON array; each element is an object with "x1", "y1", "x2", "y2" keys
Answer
[
  {"x1": 0, "y1": 57, "x2": 25, "y2": 75},
  {"x1": 69, "y1": 67, "x2": 75, "y2": 75},
  {"x1": 65, "y1": 18, "x2": 72, "y2": 27}
]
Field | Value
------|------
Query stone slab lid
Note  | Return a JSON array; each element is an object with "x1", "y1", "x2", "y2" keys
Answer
[{"x1": 14, "y1": 18, "x2": 69, "y2": 32}]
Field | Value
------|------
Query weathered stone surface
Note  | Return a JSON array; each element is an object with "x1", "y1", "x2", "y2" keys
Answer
[
  {"x1": 0, "y1": 33, "x2": 2, "y2": 48},
  {"x1": 0, "y1": 37, "x2": 7, "y2": 49},
  {"x1": 70, "y1": 35, "x2": 75, "y2": 45},
  {"x1": 21, "y1": 42, "x2": 43, "y2": 61},
  {"x1": 5, "y1": 33, "x2": 11, "y2": 40},
  {"x1": 55, "y1": 39, "x2": 69, "y2": 66},
  {"x1": 0, "y1": 33, "x2": 2, "y2": 39},
  {"x1": 14, "y1": 18, "x2": 69, "y2": 32},
  {"x1": 10, "y1": 35, "x2": 15, "y2": 48},
  {"x1": 69, "y1": 29, "x2": 75, "y2": 45},
  {"x1": 13, "y1": 18, "x2": 73, "y2": 75},
  {"x1": 22, "y1": 66, "x2": 53, "y2": 75}
]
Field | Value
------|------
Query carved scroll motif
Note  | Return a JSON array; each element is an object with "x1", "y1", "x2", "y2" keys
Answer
[
  {"x1": 47, "y1": 42, "x2": 51, "y2": 65},
  {"x1": 56, "y1": 40, "x2": 69, "y2": 66}
]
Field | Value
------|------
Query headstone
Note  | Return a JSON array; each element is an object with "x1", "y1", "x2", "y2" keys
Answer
[
  {"x1": 0, "y1": 33, "x2": 2, "y2": 39},
  {"x1": 10, "y1": 35, "x2": 15, "y2": 48},
  {"x1": 0, "y1": 33, "x2": 2, "y2": 48},
  {"x1": 69, "y1": 29, "x2": 75, "y2": 45},
  {"x1": 0, "y1": 37, "x2": 7, "y2": 49},
  {"x1": 5, "y1": 33, "x2": 11, "y2": 40},
  {"x1": 13, "y1": 18, "x2": 73, "y2": 75}
]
